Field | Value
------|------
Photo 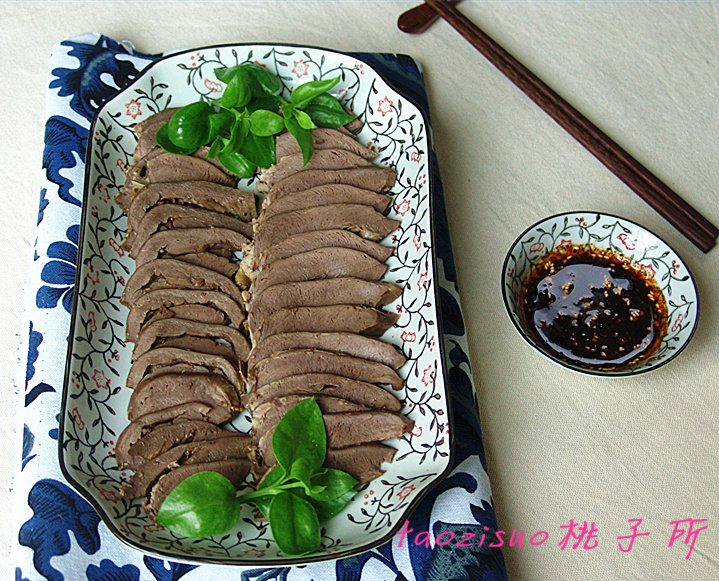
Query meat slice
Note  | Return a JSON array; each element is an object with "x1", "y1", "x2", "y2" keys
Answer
[
  {"x1": 135, "y1": 228, "x2": 249, "y2": 266},
  {"x1": 120, "y1": 419, "x2": 238, "y2": 470},
  {"x1": 265, "y1": 167, "x2": 397, "y2": 198},
  {"x1": 248, "y1": 332, "x2": 406, "y2": 372},
  {"x1": 144, "y1": 459, "x2": 250, "y2": 520},
  {"x1": 259, "y1": 185, "x2": 392, "y2": 221},
  {"x1": 115, "y1": 403, "x2": 230, "y2": 469},
  {"x1": 126, "y1": 181, "x2": 256, "y2": 236},
  {"x1": 260, "y1": 149, "x2": 374, "y2": 189},
  {"x1": 257, "y1": 229, "x2": 394, "y2": 267},
  {"x1": 126, "y1": 288, "x2": 245, "y2": 342},
  {"x1": 128, "y1": 373, "x2": 242, "y2": 422},
  {"x1": 251, "y1": 247, "x2": 388, "y2": 296},
  {"x1": 133, "y1": 319, "x2": 250, "y2": 363},
  {"x1": 121, "y1": 259, "x2": 245, "y2": 306},
  {"x1": 251, "y1": 349, "x2": 403, "y2": 390},
  {"x1": 122, "y1": 435, "x2": 251, "y2": 498},
  {"x1": 126, "y1": 347, "x2": 242, "y2": 390},
  {"x1": 250, "y1": 395, "x2": 368, "y2": 443},
  {"x1": 255, "y1": 305, "x2": 399, "y2": 342},
  {"x1": 117, "y1": 151, "x2": 236, "y2": 211},
  {"x1": 257, "y1": 411, "x2": 413, "y2": 464},
  {"x1": 275, "y1": 128, "x2": 377, "y2": 161},
  {"x1": 242, "y1": 374, "x2": 402, "y2": 412},
  {"x1": 253, "y1": 204, "x2": 400, "y2": 254},
  {"x1": 132, "y1": 107, "x2": 179, "y2": 149},
  {"x1": 247, "y1": 278, "x2": 401, "y2": 331},
  {"x1": 125, "y1": 204, "x2": 253, "y2": 256},
  {"x1": 325, "y1": 444, "x2": 397, "y2": 484},
  {"x1": 170, "y1": 252, "x2": 239, "y2": 278}
]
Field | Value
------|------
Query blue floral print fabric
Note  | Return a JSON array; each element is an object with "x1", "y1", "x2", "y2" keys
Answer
[{"x1": 11, "y1": 33, "x2": 507, "y2": 580}]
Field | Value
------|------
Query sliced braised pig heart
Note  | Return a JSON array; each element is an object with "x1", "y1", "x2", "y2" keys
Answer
[
  {"x1": 256, "y1": 229, "x2": 394, "y2": 267},
  {"x1": 257, "y1": 410, "x2": 413, "y2": 466},
  {"x1": 122, "y1": 435, "x2": 251, "y2": 499},
  {"x1": 259, "y1": 149, "x2": 375, "y2": 190},
  {"x1": 254, "y1": 305, "x2": 399, "y2": 342},
  {"x1": 250, "y1": 394, "x2": 369, "y2": 443},
  {"x1": 275, "y1": 128, "x2": 377, "y2": 161},
  {"x1": 131, "y1": 107, "x2": 179, "y2": 158},
  {"x1": 126, "y1": 346, "x2": 242, "y2": 390},
  {"x1": 258, "y1": 185, "x2": 392, "y2": 221},
  {"x1": 128, "y1": 373, "x2": 242, "y2": 422},
  {"x1": 144, "y1": 459, "x2": 250, "y2": 520},
  {"x1": 115, "y1": 403, "x2": 226, "y2": 469},
  {"x1": 126, "y1": 288, "x2": 245, "y2": 342},
  {"x1": 117, "y1": 151, "x2": 237, "y2": 211},
  {"x1": 121, "y1": 259, "x2": 245, "y2": 306},
  {"x1": 133, "y1": 318, "x2": 250, "y2": 363},
  {"x1": 122, "y1": 418, "x2": 240, "y2": 471},
  {"x1": 241, "y1": 373, "x2": 402, "y2": 412},
  {"x1": 264, "y1": 166, "x2": 397, "y2": 198},
  {"x1": 251, "y1": 247, "x2": 388, "y2": 296},
  {"x1": 248, "y1": 332, "x2": 406, "y2": 373},
  {"x1": 134, "y1": 228, "x2": 249, "y2": 266},
  {"x1": 126, "y1": 181, "x2": 256, "y2": 237},
  {"x1": 253, "y1": 204, "x2": 400, "y2": 255},
  {"x1": 247, "y1": 278, "x2": 401, "y2": 333},
  {"x1": 325, "y1": 444, "x2": 398, "y2": 484},
  {"x1": 170, "y1": 252, "x2": 239, "y2": 278},
  {"x1": 251, "y1": 348, "x2": 403, "y2": 390},
  {"x1": 125, "y1": 204, "x2": 253, "y2": 257}
]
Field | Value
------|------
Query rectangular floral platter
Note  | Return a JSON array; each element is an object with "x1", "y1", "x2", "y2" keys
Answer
[{"x1": 59, "y1": 43, "x2": 452, "y2": 565}]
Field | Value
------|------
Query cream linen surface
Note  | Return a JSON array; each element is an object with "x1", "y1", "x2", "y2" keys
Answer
[{"x1": 1, "y1": 1, "x2": 717, "y2": 580}]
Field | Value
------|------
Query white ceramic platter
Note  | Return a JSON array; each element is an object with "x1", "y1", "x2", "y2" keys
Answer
[{"x1": 59, "y1": 44, "x2": 452, "y2": 565}]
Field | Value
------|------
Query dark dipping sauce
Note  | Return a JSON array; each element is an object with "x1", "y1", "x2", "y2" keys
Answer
[{"x1": 519, "y1": 245, "x2": 668, "y2": 371}]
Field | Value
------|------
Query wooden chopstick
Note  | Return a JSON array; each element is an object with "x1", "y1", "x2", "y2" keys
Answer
[{"x1": 422, "y1": 0, "x2": 718, "y2": 252}]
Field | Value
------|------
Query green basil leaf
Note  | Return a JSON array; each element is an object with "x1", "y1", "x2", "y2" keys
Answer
[
  {"x1": 214, "y1": 65, "x2": 239, "y2": 84},
  {"x1": 294, "y1": 109, "x2": 317, "y2": 130},
  {"x1": 207, "y1": 108, "x2": 234, "y2": 141},
  {"x1": 217, "y1": 150, "x2": 256, "y2": 178},
  {"x1": 155, "y1": 123, "x2": 196, "y2": 155},
  {"x1": 245, "y1": 63, "x2": 283, "y2": 96},
  {"x1": 240, "y1": 131, "x2": 275, "y2": 169},
  {"x1": 222, "y1": 68, "x2": 252, "y2": 109},
  {"x1": 307, "y1": 468, "x2": 357, "y2": 501},
  {"x1": 156, "y1": 471, "x2": 240, "y2": 537},
  {"x1": 259, "y1": 466, "x2": 287, "y2": 490},
  {"x1": 290, "y1": 76, "x2": 340, "y2": 109},
  {"x1": 269, "y1": 492, "x2": 321, "y2": 555},
  {"x1": 284, "y1": 114, "x2": 313, "y2": 166},
  {"x1": 249, "y1": 109, "x2": 285, "y2": 136},
  {"x1": 167, "y1": 101, "x2": 212, "y2": 149},
  {"x1": 272, "y1": 397, "x2": 325, "y2": 474},
  {"x1": 221, "y1": 116, "x2": 249, "y2": 155},
  {"x1": 309, "y1": 490, "x2": 356, "y2": 522},
  {"x1": 246, "y1": 95, "x2": 282, "y2": 113},
  {"x1": 206, "y1": 136, "x2": 225, "y2": 159},
  {"x1": 305, "y1": 93, "x2": 356, "y2": 127}
]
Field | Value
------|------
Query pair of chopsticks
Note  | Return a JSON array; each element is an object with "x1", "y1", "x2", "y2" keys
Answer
[{"x1": 399, "y1": 1, "x2": 718, "y2": 253}]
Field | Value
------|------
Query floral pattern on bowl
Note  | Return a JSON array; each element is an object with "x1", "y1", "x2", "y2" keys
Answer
[{"x1": 501, "y1": 211, "x2": 699, "y2": 376}]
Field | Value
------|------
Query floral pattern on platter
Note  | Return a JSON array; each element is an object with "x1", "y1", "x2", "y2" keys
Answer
[
  {"x1": 502, "y1": 211, "x2": 699, "y2": 376},
  {"x1": 60, "y1": 45, "x2": 451, "y2": 564}
]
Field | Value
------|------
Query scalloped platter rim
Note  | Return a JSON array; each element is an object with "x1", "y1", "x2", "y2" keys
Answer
[{"x1": 58, "y1": 44, "x2": 453, "y2": 566}]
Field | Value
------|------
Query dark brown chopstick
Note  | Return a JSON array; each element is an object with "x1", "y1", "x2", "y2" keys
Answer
[
  {"x1": 397, "y1": 0, "x2": 459, "y2": 33},
  {"x1": 419, "y1": 0, "x2": 718, "y2": 252}
]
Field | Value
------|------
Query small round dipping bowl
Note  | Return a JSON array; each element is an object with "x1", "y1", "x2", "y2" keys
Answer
[{"x1": 501, "y1": 211, "x2": 699, "y2": 376}]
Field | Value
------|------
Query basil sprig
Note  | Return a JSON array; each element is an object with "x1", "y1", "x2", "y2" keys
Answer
[
  {"x1": 155, "y1": 64, "x2": 356, "y2": 178},
  {"x1": 156, "y1": 398, "x2": 358, "y2": 555}
]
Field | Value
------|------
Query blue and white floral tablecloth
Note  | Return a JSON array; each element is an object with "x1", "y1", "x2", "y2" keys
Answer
[{"x1": 11, "y1": 33, "x2": 508, "y2": 581}]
